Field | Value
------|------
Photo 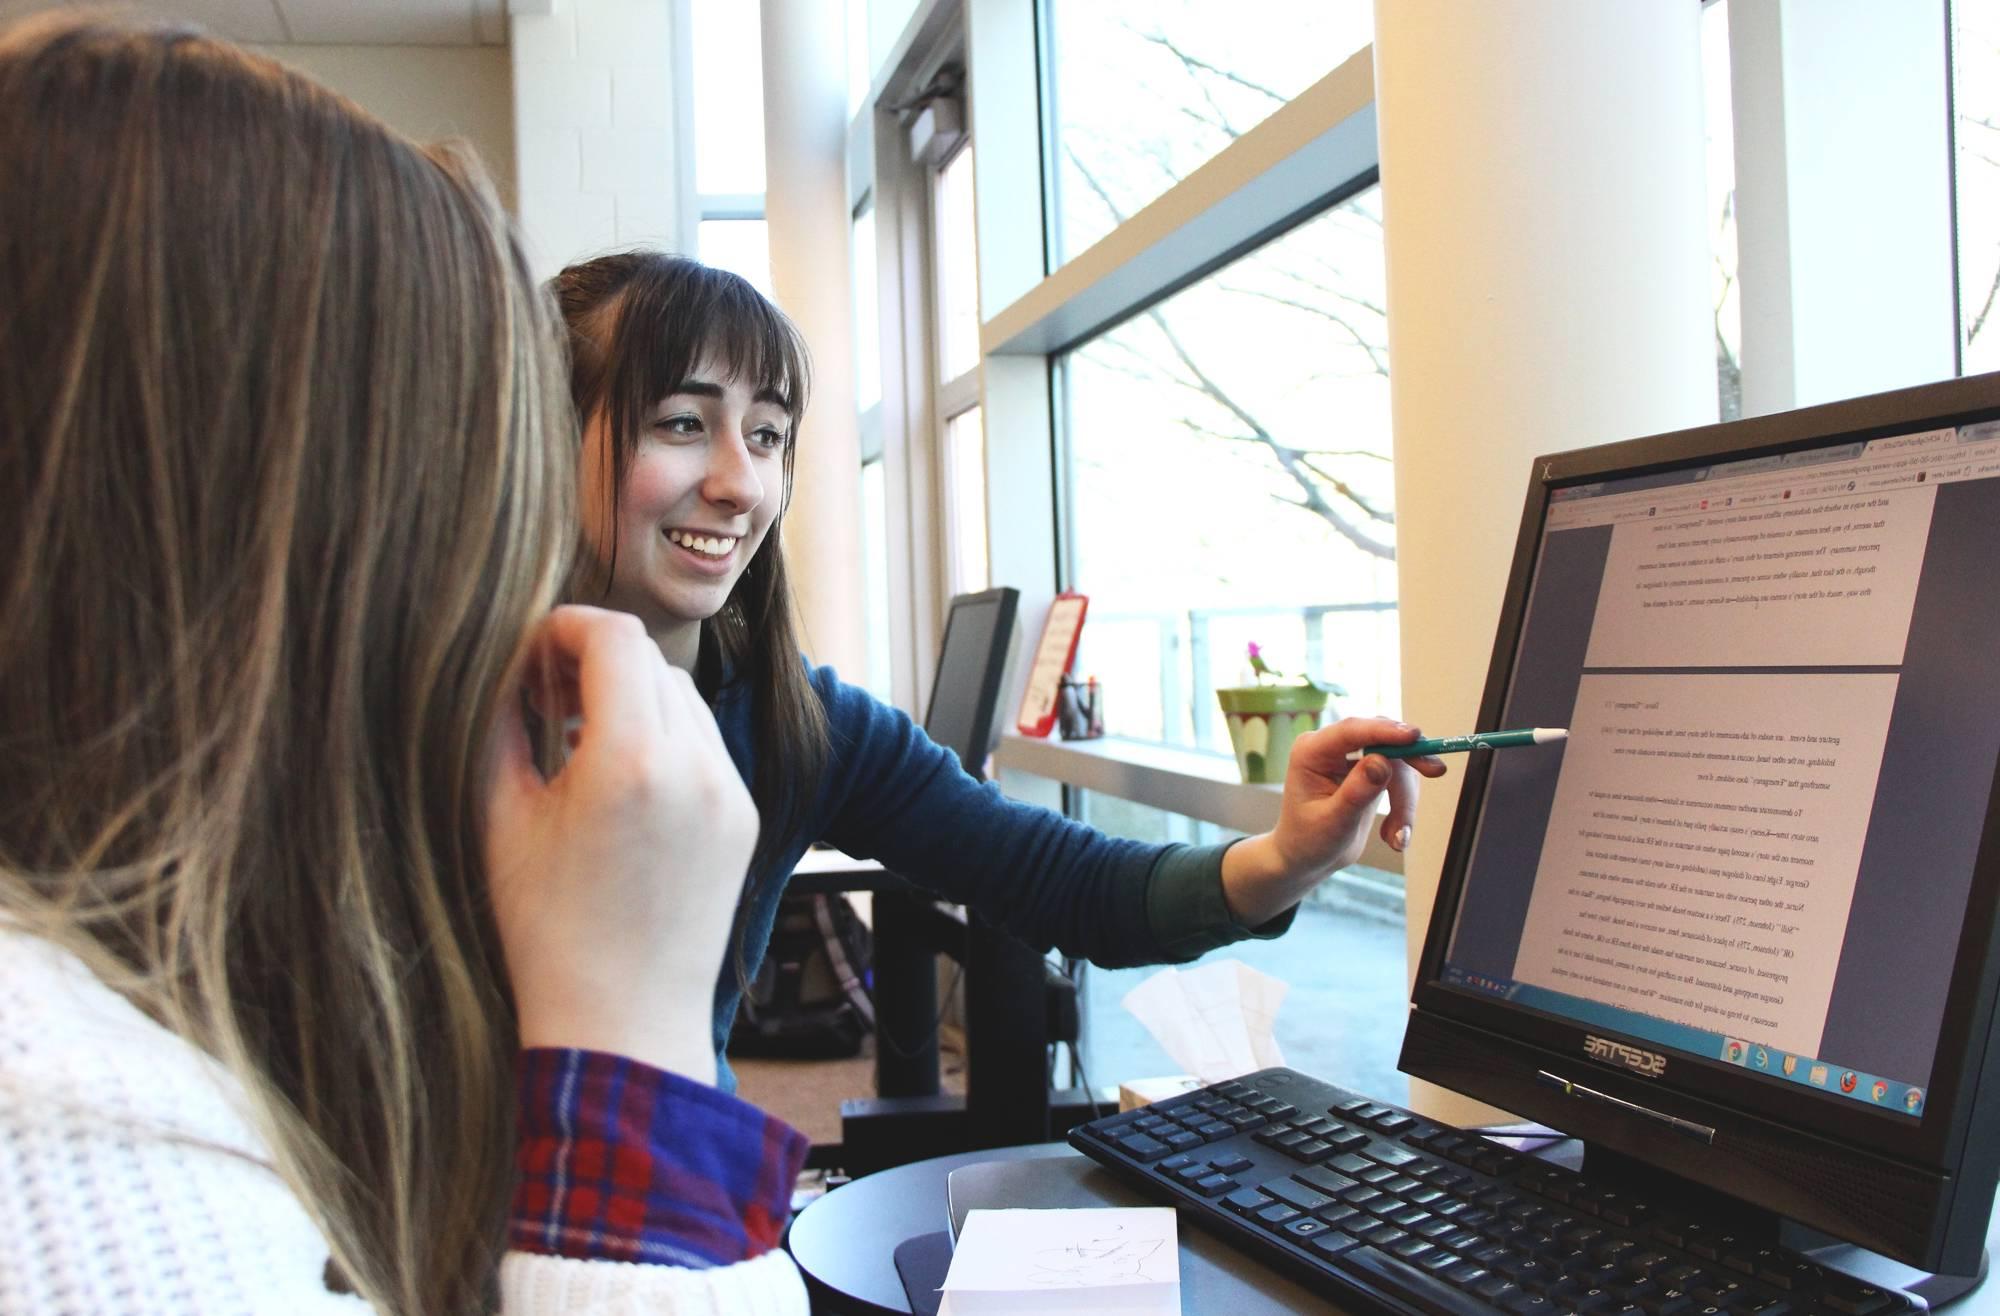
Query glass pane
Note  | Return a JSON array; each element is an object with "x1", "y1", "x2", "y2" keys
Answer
[
  {"x1": 1704, "y1": 0, "x2": 1742, "y2": 419},
  {"x1": 946, "y1": 405, "x2": 989, "y2": 594},
  {"x1": 692, "y1": 0, "x2": 767, "y2": 196},
  {"x1": 935, "y1": 143, "x2": 980, "y2": 382},
  {"x1": 1957, "y1": 0, "x2": 2000, "y2": 373},
  {"x1": 699, "y1": 219, "x2": 773, "y2": 299},
  {"x1": 853, "y1": 205, "x2": 882, "y2": 412},
  {"x1": 1062, "y1": 186, "x2": 1396, "y2": 753},
  {"x1": 860, "y1": 459, "x2": 894, "y2": 701},
  {"x1": 847, "y1": 0, "x2": 870, "y2": 120},
  {"x1": 1070, "y1": 792, "x2": 1411, "y2": 1106},
  {"x1": 1044, "y1": 1, "x2": 1372, "y2": 269}
]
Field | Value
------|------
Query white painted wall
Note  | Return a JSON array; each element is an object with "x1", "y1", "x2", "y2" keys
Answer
[
  {"x1": 251, "y1": 44, "x2": 517, "y2": 211},
  {"x1": 509, "y1": 0, "x2": 682, "y2": 283}
]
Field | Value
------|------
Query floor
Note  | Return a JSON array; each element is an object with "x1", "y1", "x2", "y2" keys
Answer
[{"x1": 732, "y1": 898, "x2": 1410, "y2": 1150}]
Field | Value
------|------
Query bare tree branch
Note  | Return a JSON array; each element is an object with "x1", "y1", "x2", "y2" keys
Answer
[
  {"x1": 1135, "y1": 29, "x2": 1289, "y2": 107},
  {"x1": 1064, "y1": 145, "x2": 1395, "y2": 559},
  {"x1": 1216, "y1": 283, "x2": 1389, "y2": 375}
]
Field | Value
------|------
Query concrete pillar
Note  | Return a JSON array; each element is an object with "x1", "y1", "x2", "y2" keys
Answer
[
  {"x1": 1374, "y1": 2, "x2": 1714, "y2": 1123},
  {"x1": 760, "y1": 0, "x2": 868, "y2": 674},
  {"x1": 1730, "y1": 0, "x2": 1955, "y2": 416}
]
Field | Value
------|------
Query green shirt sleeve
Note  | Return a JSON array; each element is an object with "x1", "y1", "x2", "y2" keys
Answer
[{"x1": 1145, "y1": 839, "x2": 1300, "y2": 962}]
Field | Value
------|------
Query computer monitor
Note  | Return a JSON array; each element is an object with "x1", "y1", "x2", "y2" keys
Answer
[
  {"x1": 1403, "y1": 372, "x2": 2000, "y2": 1283},
  {"x1": 923, "y1": 587, "x2": 1020, "y2": 780}
]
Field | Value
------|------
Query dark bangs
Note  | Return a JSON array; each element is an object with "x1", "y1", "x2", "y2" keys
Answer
[{"x1": 566, "y1": 254, "x2": 808, "y2": 493}]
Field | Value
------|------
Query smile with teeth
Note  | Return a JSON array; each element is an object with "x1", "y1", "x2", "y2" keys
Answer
[{"x1": 667, "y1": 528, "x2": 738, "y2": 559}]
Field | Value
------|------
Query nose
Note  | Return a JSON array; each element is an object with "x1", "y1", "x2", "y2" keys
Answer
[{"x1": 702, "y1": 432, "x2": 765, "y2": 514}]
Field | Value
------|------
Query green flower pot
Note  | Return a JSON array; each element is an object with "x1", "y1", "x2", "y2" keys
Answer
[{"x1": 1216, "y1": 684, "x2": 1331, "y2": 784}]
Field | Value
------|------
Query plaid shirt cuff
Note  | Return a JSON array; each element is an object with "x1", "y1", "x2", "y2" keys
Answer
[{"x1": 511, "y1": 1047, "x2": 811, "y2": 1268}]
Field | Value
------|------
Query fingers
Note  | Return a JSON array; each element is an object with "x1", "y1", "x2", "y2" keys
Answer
[
  {"x1": 530, "y1": 605, "x2": 668, "y2": 760},
  {"x1": 1379, "y1": 757, "x2": 1424, "y2": 852}
]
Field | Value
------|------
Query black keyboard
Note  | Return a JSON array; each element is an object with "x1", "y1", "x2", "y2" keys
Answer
[{"x1": 1070, "y1": 1068, "x2": 1915, "y2": 1316}]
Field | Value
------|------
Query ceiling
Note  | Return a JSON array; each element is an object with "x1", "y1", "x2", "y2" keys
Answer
[{"x1": 16, "y1": 0, "x2": 511, "y2": 45}]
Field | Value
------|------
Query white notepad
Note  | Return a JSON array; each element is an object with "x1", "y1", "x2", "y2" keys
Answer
[{"x1": 939, "y1": 1207, "x2": 1181, "y2": 1315}]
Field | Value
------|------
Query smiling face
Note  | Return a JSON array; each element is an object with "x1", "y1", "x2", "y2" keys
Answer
[{"x1": 581, "y1": 357, "x2": 792, "y2": 662}]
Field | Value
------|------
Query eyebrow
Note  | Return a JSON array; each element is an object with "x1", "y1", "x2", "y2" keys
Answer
[{"x1": 671, "y1": 377, "x2": 793, "y2": 410}]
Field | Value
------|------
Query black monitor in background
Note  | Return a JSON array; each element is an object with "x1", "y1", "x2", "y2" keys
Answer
[
  {"x1": 922, "y1": 587, "x2": 1019, "y2": 781},
  {"x1": 1403, "y1": 371, "x2": 2000, "y2": 1290}
]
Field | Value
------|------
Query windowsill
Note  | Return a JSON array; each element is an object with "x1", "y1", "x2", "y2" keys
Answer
[{"x1": 993, "y1": 733, "x2": 1404, "y2": 875}]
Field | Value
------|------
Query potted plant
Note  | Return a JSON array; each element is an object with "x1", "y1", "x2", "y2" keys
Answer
[{"x1": 1215, "y1": 643, "x2": 1341, "y2": 784}]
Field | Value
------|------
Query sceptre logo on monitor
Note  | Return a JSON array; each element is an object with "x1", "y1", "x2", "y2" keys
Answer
[{"x1": 1584, "y1": 1035, "x2": 1667, "y2": 1078}]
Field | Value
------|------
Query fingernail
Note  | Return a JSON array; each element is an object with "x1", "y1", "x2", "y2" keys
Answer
[
  {"x1": 1394, "y1": 824, "x2": 1412, "y2": 851},
  {"x1": 1364, "y1": 756, "x2": 1391, "y2": 786}
]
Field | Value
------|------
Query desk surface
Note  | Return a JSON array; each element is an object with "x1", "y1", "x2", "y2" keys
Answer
[{"x1": 788, "y1": 1144, "x2": 2000, "y2": 1315}]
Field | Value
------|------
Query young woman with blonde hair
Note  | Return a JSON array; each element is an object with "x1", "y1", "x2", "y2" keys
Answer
[{"x1": 0, "y1": 15, "x2": 808, "y2": 1313}]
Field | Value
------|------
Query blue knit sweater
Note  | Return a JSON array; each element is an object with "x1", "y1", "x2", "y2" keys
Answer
[{"x1": 708, "y1": 664, "x2": 1295, "y2": 1089}]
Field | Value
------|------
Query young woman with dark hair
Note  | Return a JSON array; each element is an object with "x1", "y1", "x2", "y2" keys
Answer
[
  {"x1": 0, "y1": 16, "x2": 809, "y2": 1313},
  {"x1": 551, "y1": 251, "x2": 1448, "y2": 1087}
]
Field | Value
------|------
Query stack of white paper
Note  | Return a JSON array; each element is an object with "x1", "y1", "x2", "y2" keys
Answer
[
  {"x1": 939, "y1": 1208, "x2": 1181, "y2": 1315},
  {"x1": 1120, "y1": 958, "x2": 1287, "y2": 1083}
]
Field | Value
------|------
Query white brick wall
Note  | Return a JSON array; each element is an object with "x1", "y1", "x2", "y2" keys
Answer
[{"x1": 511, "y1": 0, "x2": 684, "y2": 282}]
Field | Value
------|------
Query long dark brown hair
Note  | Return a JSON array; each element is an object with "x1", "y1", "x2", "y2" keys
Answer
[
  {"x1": 0, "y1": 15, "x2": 573, "y2": 1314},
  {"x1": 552, "y1": 252, "x2": 831, "y2": 978}
]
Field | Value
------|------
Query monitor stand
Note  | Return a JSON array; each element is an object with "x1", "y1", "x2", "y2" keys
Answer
[{"x1": 1567, "y1": 1142, "x2": 1990, "y2": 1310}]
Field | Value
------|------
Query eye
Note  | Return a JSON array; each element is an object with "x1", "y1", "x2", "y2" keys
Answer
[
  {"x1": 653, "y1": 413, "x2": 702, "y2": 438},
  {"x1": 749, "y1": 425, "x2": 789, "y2": 452}
]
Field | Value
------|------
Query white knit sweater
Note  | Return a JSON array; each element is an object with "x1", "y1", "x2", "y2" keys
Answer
[{"x1": 0, "y1": 928, "x2": 807, "y2": 1314}]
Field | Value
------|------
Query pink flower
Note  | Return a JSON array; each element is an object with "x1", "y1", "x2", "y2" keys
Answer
[{"x1": 1247, "y1": 642, "x2": 1262, "y2": 659}]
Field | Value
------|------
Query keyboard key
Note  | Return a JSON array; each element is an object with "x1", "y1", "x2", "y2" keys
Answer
[
  {"x1": 1331, "y1": 1096, "x2": 1373, "y2": 1115},
  {"x1": 1316, "y1": 1204, "x2": 1363, "y2": 1227},
  {"x1": 1255, "y1": 1203, "x2": 1302, "y2": 1227},
  {"x1": 1388, "y1": 1205, "x2": 1433, "y2": 1228},
  {"x1": 1288, "y1": 1139, "x2": 1333, "y2": 1163},
  {"x1": 1446, "y1": 1262, "x2": 1491, "y2": 1288},
  {"x1": 1382, "y1": 1174, "x2": 1424, "y2": 1195},
  {"x1": 1367, "y1": 1143, "x2": 1421, "y2": 1167},
  {"x1": 1822, "y1": 1282, "x2": 1895, "y2": 1315},
  {"x1": 1261, "y1": 1178, "x2": 1337, "y2": 1214},
  {"x1": 1194, "y1": 1120, "x2": 1232, "y2": 1139},
  {"x1": 1170, "y1": 1163, "x2": 1210, "y2": 1184},
  {"x1": 1328, "y1": 1152, "x2": 1375, "y2": 1175},
  {"x1": 1164, "y1": 1131, "x2": 1203, "y2": 1151},
  {"x1": 1272, "y1": 1129, "x2": 1309, "y2": 1149},
  {"x1": 1359, "y1": 1223, "x2": 1407, "y2": 1247},
  {"x1": 1116, "y1": 1132, "x2": 1171, "y2": 1161},
  {"x1": 1133, "y1": 1116, "x2": 1171, "y2": 1133},
  {"x1": 1209, "y1": 1154, "x2": 1252, "y2": 1175},
  {"x1": 1221, "y1": 1187, "x2": 1272, "y2": 1214},
  {"x1": 1389, "y1": 1237, "x2": 1436, "y2": 1262},
  {"x1": 1408, "y1": 1186, "x2": 1446, "y2": 1206},
  {"x1": 1283, "y1": 1217, "x2": 1331, "y2": 1241},
  {"x1": 1359, "y1": 1165, "x2": 1401, "y2": 1185},
  {"x1": 1295, "y1": 1167, "x2": 1357, "y2": 1196},
  {"x1": 1326, "y1": 1127, "x2": 1371, "y2": 1152},
  {"x1": 1299, "y1": 1117, "x2": 1337, "y2": 1136},
  {"x1": 1414, "y1": 1218, "x2": 1458, "y2": 1240},
  {"x1": 1310, "y1": 1230, "x2": 1361, "y2": 1259},
  {"x1": 1191, "y1": 1173, "x2": 1238, "y2": 1197},
  {"x1": 1156, "y1": 1152, "x2": 1195, "y2": 1173},
  {"x1": 1342, "y1": 1185, "x2": 1387, "y2": 1209},
  {"x1": 1374, "y1": 1112, "x2": 1417, "y2": 1134},
  {"x1": 1353, "y1": 1103, "x2": 1392, "y2": 1122}
]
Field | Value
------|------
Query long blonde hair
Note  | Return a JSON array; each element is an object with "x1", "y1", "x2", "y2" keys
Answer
[{"x1": 0, "y1": 15, "x2": 573, "y2": 1314}]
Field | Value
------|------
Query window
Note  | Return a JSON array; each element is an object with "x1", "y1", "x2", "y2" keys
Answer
[
  {"x1": 931, "y1": 136, "x2": 986, "y2": 598},
  {"x1": 1060, "y1": 186, "x2": 1396, "y2": 752},
  {"x1": 1704, "y1": 0, "x2": 1742, "y2": 420},
  {"x1": 1041, "y1": 1, "x2": 1372, "y2": 269},
  {"x1": 688, "y1": 0, "x2": 770, "y2": 290},
  {"x1": 945, "y1": 404, "x2": 988, "y2": 593},
  {"x1": 1956, "y1": 0, "x2": 2000, "y2": 373},
  {"x1": 934, "y1": 143, "x2": 981, "y2": 382}
]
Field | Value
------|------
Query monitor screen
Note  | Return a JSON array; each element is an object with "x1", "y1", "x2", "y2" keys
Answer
[
  {"x1": 1432, "y1": 402, "x2": 2000, "y2": 1128},
  {"x1": 922, "y1": 589, "x2": 1018, "y2": 776}
]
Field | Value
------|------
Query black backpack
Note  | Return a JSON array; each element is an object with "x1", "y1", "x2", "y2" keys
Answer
[{"x1": 730, "y1": 891, "x2": 876, "y2": 1059}]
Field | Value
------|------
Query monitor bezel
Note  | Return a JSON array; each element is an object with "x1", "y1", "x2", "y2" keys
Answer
[
  {"x1": 1409, "y1": 371, "x2": 2000, "y2": 1174},
  {"x1": 920, "y1": 586, "x2": 1020, "y2": 778}
]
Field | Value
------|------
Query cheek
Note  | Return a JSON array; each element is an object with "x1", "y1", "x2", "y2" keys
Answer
[{"x1": 619, "y1": 450, "x2": 693, "y2": 532}]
